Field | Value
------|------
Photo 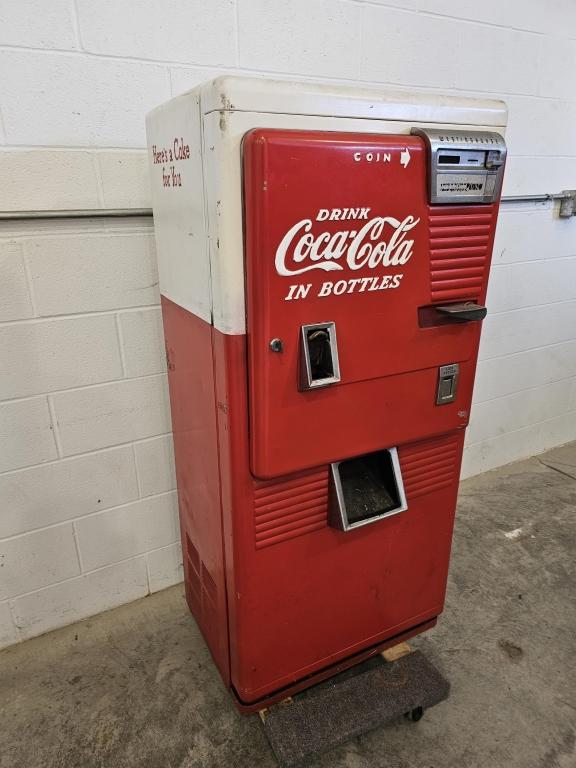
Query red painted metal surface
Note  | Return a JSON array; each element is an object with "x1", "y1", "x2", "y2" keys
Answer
[
  {"x1": 160, "y1": 297, "x2": 230, "y2": 685},
  {"x1": 428, "y1": 205, "x2": 498, "y2": 302},
  {"x1": 167, "y1": 316, "x2": 463, "y2": 705},
  {"x1": 242, "y1": 130, "x2": 497, "y2": 479},
  {"x1": 208, "y1": 324, "x2": 464, "y2": 704},
  {"x1": 233, "y1": 617, "x2": 438, "y2": 713},
  {"x1": 162, "y1": 128, "x2": 503, "y2": 708}
]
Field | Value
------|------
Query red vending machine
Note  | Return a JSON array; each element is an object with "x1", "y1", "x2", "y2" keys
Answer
[{"x1": 146, "y1": 78, "x2": 507, "y2": 709}]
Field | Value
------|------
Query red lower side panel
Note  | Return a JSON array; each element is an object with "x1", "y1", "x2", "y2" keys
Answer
[{"x1": 161, "y1": 297, "x2": 230, "y2": 685}]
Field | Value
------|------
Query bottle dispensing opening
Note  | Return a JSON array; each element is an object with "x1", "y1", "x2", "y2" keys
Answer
[{"x1": 329, "y1": 448, "x2": 408, "y2": 531}]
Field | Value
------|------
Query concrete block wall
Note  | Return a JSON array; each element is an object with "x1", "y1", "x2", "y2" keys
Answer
[
  {"x1": 0, "y1": 217, "x2": 180, "y2": 648},
  {"x1": 1, "y1": 0, "x2": 575, "y2": 647}
]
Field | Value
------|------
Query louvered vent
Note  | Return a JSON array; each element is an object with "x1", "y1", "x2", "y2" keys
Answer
[
  {"x1": 254, "y1": 468, "x2": 328, "y2": 549},
  {"x1": 399, "y1": 434, "x2": 461, "y2": 500},
  {"x1": 428, "y1": 205, "x2": 496, "y2": 303},
  {"x1": 185, "y1": 533, "x2": 218, "y2": 621}
]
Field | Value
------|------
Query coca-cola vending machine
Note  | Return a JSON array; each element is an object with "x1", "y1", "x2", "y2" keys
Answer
[{"x1": 146, "y1": 78, "x2": 507, "y2": 710}]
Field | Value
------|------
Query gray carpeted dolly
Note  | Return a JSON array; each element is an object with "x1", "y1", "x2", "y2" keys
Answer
[{"x1": 259, "y1": 644, "x2": 450, "y2": 767}]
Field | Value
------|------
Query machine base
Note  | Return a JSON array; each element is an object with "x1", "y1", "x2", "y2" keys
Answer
[
  {"x1": 259, "y1": 647, "x2": 450, "y2": 767},
  {"x1": 231, "y1": 617, "x2": 437, "y2": 712}
]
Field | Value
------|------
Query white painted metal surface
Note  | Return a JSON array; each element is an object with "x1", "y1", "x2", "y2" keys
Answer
[
  {"x1": 200, "y1": 76, "x2": 507, "y2": 127},
  {"x1": 146, "y1": 93, "x2": 211, "y2": 325}
]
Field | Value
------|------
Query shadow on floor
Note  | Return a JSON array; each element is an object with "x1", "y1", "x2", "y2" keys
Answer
[{"x1": 1, "y1": 445, "x2": 576, "y2": 768}]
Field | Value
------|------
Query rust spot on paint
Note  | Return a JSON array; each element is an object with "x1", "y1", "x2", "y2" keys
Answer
[{"x1": 220, "y1": 94, "x2": 234, "y2": 111}]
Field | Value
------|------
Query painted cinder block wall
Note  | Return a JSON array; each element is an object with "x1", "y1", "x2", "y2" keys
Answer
[{"x1": 1, "y1": 0, "x2": 575, "y2": 649}]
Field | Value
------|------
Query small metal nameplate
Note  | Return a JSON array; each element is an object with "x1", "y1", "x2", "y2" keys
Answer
[{"x1": 436, "y1": 173, "x2": 488, "y2": 197}]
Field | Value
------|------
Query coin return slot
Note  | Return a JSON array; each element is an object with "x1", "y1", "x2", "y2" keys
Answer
[
  {"x1": 438, "y1": 154, "x2": 460, "y2": 164},
  {"x1": 329, "y1": 448, "x2": 408, "y2": 531},
  {"x1": 436, "y1": 363, "x2": 459, "y2": 405},
  {"x1": 299, "y1": 322, "x2": 340, "y2": 391}
]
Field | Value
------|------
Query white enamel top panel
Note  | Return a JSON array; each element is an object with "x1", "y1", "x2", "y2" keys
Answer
[{"x1": 199, "y1": 76, "x2": 507, "y2": 127}]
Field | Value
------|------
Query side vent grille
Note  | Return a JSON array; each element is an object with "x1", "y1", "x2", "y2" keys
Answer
[
  {"x1": 399, "y1": 433, "x2": 462, "y2": 500},
  {"x1": 185, "y1": 533, "x2": 218, "y2": 623},
  {"x1": 254, "y1": 468, "x2": 328, "y2": 549},
  {"x1": 428, "y1": 205, "x2": 496, "y2": 303}
]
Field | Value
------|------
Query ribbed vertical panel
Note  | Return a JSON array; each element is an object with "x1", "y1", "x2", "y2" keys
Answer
[
  {"x1": 254, "y1": 468, "x2": 329, "y2": 549},
  {"x1": 428, "y1": 205, "x2": 496, "y2": 303},
  {"x1": 399, "y1": 433, "x2": 461, "y2": 500},
  {"x1": 185, "y1": 533, "x2": 218, "y2": 624}
]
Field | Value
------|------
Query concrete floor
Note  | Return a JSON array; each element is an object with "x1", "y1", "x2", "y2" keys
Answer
[{"x1": 2, "y1": 444, "x2": 576, "y2": 768}]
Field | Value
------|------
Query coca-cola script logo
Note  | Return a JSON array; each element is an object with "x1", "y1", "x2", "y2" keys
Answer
[{"x1": 275, "y1": 207, "x2": 420, "y2": 277}]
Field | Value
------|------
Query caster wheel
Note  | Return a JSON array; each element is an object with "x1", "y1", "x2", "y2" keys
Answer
[{"x1": 405, "y1": 706, "x2": 424, "y2": 722}]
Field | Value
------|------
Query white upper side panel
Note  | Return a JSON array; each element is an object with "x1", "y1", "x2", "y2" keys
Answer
[
  {"x1": 146, "y1": 91, "x2": 211, "y2": 323},
  {"x1": 146, "y1": 77, "x2": 507, "y2": 331}
]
